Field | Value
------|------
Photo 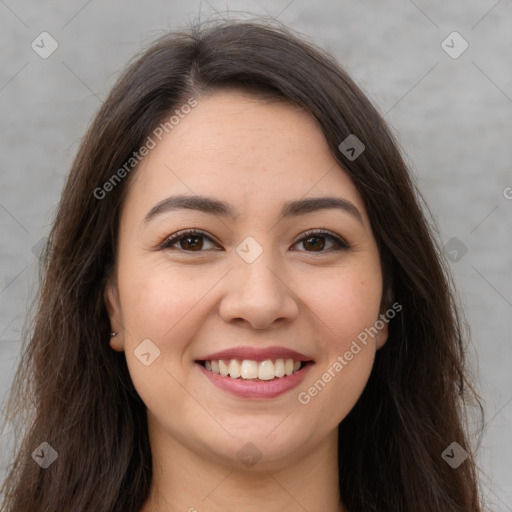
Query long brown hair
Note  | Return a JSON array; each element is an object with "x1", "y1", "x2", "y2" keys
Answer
[{"x1": 1, "y1": 18, "x2": 484, "y2": 511}]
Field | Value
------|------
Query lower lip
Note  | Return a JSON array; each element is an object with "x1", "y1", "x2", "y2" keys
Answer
[{"x1": 197, "y1": 362, "x2": 313, "y2": 399}]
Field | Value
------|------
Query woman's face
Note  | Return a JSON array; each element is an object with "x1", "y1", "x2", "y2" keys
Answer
[{"x1": 105, "y1": 90, "x2": 388, "y2": 470}]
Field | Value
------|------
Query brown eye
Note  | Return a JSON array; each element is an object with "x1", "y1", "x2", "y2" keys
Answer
[
  {"x1": 160, "y1": 230, "x2": 217, "y2": 252},
  {"x1": 302, "y1": 235, "x2": 326, "y2": 251},
  {"x1": 292, "y1": 231, "x2": 349, "y2": 253},
  {"x1": 178, "y1": 235, "x2": 204, "y2": 251}
]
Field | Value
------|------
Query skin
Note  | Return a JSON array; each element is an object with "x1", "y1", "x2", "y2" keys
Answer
[{"x1": 105, "y1": 90, "x2": 388, "y2": 512}]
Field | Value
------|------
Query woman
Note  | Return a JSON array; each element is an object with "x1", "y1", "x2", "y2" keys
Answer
[{"x1": 0, "y1": 18, "x2": 484, "y2": 511}]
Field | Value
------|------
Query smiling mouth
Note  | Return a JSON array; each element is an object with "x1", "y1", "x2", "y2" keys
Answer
[{"x1": 197, "y1": 358, "x2": 309, "y2": 381}]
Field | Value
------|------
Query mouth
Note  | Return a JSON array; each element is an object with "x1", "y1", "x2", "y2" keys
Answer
[
  {"x1": 195, "y1": 346, "x2": 314, "y2": 398},
  {"x1": 195, "y1": 348, "x2": 314, "y2": 399},
  {"x1": 198, "y1": 358, "x2": 308, "y2": 380}
]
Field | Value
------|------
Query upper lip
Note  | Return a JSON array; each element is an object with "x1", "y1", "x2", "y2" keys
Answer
[{"x1": 197, "y1": 346, "x2": 314, "y2": 362}]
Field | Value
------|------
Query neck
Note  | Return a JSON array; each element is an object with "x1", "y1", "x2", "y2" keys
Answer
[{"x1": 140, "y1": 414, "x2": 345, "y2": 512}]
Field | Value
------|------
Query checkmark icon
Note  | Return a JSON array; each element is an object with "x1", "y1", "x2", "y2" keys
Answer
[
  {"x1": 338, "y1": 134, "x2": 365, "y2": 161},
  {"x1": 441, "y1": 31, "x2": 468, "y2": 59},
  {"x1": 134, "y1": 339, "x2": 160, "y2": 366},
  {"x1": 443, "y1": 237, "x2": 468, "y2": 263},
  {"x1": 31, "y1": 32, "x2": 59, "y2": 59},
  {"x1": 442, "y1": 442, "x2": 469, "y2": 468},
  {"x1": 236, "y1": 236, "x2": 263, "y2": 263},
  {"x1": 31, "y1": 442, "x2": 58, "y2": 468},
  {"x1": 237, "y1": 442, "x2": 262, "y2": 468}
]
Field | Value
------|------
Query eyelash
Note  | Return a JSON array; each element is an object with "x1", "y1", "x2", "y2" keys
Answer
[{"x1": 159, "y1": 228, "x2": 350, "y2": 254}]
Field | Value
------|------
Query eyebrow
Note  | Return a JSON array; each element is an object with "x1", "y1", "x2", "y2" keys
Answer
[{"x1": 143, "y1": 194, "x2": 363, "y2": 225}]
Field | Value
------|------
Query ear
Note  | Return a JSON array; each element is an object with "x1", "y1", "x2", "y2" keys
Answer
[
  {"x1": 375, "y1": 312, "x2": 389, "y2": 350},
  {"x1": 104, "y1": 278, "x2": 125, "y2": 352}
]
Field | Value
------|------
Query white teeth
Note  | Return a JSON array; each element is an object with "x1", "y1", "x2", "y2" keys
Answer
[
  {"x1": 274, "y1": 358, "x2": 285, "y2": 377},
  {"x1": 258, "y1": 360, "x2": 275, "y2": 381},
  {"x1": 202, "y1": 357, "x2": 305, "y2": 380},
  {"x1": 241, "y1": 360, "x2": 258, "y2": 379},
  {"x1": 228, "y1": 359, "x2": 241, "y2": 378},
  {"x1": 219, "y1": 360, "x2": 229, "y2": 376}
]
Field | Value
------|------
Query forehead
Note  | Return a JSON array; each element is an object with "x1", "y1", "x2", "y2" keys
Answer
[{"x1": 122, "y1": 90, "x2": 366, "y2": 222}]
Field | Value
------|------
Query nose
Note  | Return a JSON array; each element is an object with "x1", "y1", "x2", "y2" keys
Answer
[{"x1": 218, "y1": 249, "x2": 299, "y2": 330}]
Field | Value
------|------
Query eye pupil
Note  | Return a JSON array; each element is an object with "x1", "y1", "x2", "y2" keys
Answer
[
  {"x1": 181, "y1": 236, "x2": 203, "y2": 250},
  {"x1": 304, "y1": 236, "x2": 325, "y2": 251}
]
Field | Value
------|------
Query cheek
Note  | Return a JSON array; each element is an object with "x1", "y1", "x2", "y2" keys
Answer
[
  {"x1": 307, "y1": 262, "x2": 383, "y2": 350},
  {"x1": 293, "y1": 260, "x2": 382, "y2": 422},
  {"x1": 118, "y1": 269, "x2": 196, "y2": 421},
  {"x1": 116, "y1": 262, "x2": 226, "y2": 404},
  {"x1": 117, "y1": 260, "x2": 216, "y2": 341},
  {"x1": 297, "y1": 346, "x2": 375, "y2": 435}
]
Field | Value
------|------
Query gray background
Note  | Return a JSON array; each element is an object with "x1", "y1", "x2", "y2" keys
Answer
[{"x1": 1, "y1": 0, "x2": 511, "y2": 509}]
